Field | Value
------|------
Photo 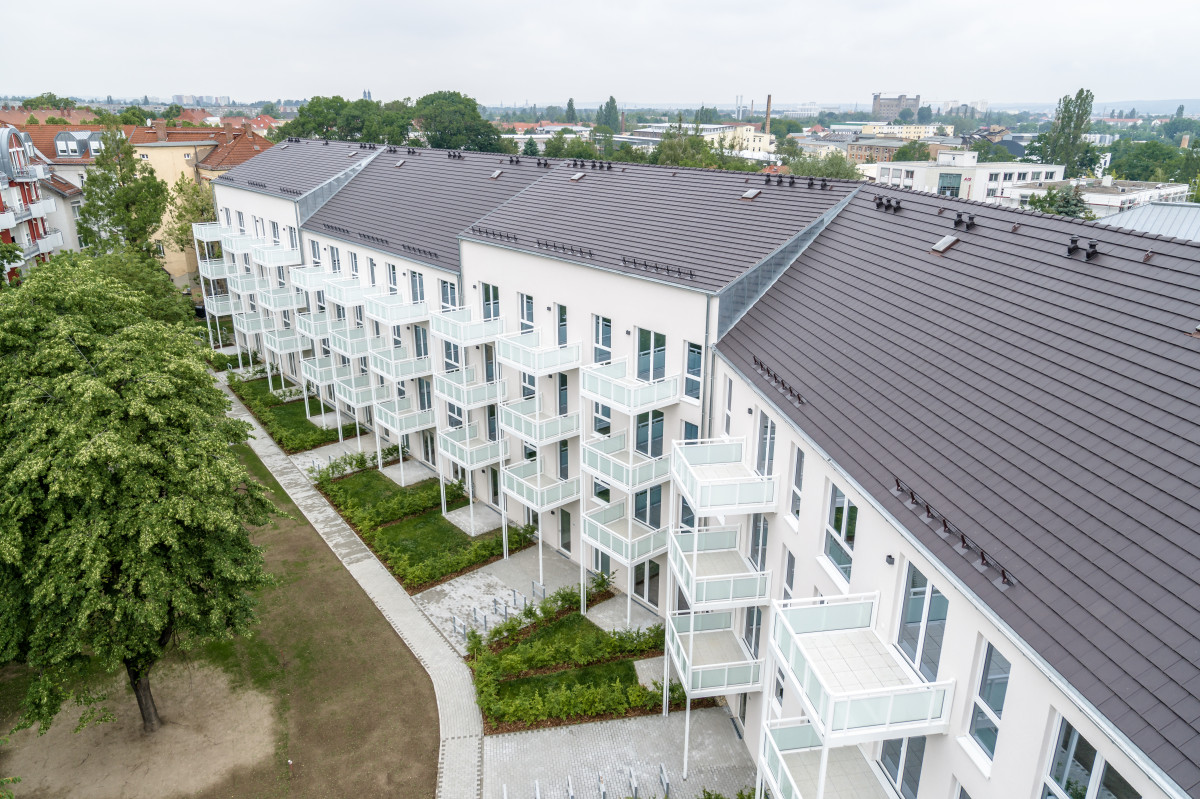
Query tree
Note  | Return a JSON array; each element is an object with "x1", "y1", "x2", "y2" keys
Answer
[
  {"x1": 78, "y1": 125, "x2": 169, "y2": 254},
  {"x1": 260, "y1": 101, "x2": 279, "y2": 118},
  {"x1": 898, "y1": 108, "x2": 915, "y2": 122},
  {"x1": 936, "y1": 126, "x2": 948, "y2": 136},
  {"x1": 1177, "y1": 104, "x2": 1186, "y2": 119},
  {"x1": 917, "y1": 106, "x2": 933, "y2": 124},
  {"x1": 0, "y1": 242, "x2": 22, "y2": 285},
  {"x1": 50, "y1": 247, "x2": 194, "y2": 325},
  {"x1": 24, "y1": 115, "x2": 37, "y2": 125},
  {"x1": 598, "y1": 96, "x2": 620, "y2": 132},
  {"x1": 1026, "y1": 88, "x2": 1094, "y2": 177},
  {"x1": 21, "y1": 92, "x2": 76, "y2": 110},
  {"x1": 0, "y1": 738, "x2": 17, "y2": 799},
  {"x1": 542, "y1": 129, "x2": 569, "y2": 158},
  {"x1": 969, "y1": 139, "x2": 1015, "y2": 162},
  {"x1": 163, "y1": 103, "x2": 182, "y2": 120},
  {"x1": 1108, "y1": 139, "x2": 1185, "y2": 181},
  {"x1": 565, "y1": 98, "x2": 577, "y2": 123},
  {"x1": 521, "y1": 136, "x2": 540, "y2": 156},
  {"x1": 0, "y1": 257, "x2": 273, "y2": 735},
  {"x1": 120, "y1": 105, "x2": 154, "y2": 125},
  {"x1": 271, "y1": 96, "x2": 411, "y2": 144},
  {"x1": 412, "y1": 91, "x2": 502, "y2": 151},
  {"x1": 44, "y1": 115, "x2": 68, "y2": 125},
  {"x1": 784, "y1": 151, "x2": 861, "y2": 179},
  {"x1": 1028, "y1": 185, "x2": 1095, "y2": 219},
  {"x1": 564, "y1": 137, "x2": 600, "y2": 159},
  {"x1": 892, "y1": 141, "x2": 930, "y2": 162}
]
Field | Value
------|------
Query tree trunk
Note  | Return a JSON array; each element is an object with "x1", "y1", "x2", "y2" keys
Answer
[{"x1": 125, "y1": 659, "x2": 162, "y2": 733}]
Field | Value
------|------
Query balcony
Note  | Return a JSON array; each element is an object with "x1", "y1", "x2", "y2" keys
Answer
[
  {"x1": 198, "y1": 258, "x2": 240, "y2": 280},
  {"x1": 666, "y1": 612, "x2": 762, "y2": 697},
  {"x1": 580, "y1": 433, "x2": 669, "y2": 493},
  {"x1": 192, "y1": 221, "x2": 233, "y2": 242},
  {"x1": 329, "y1": 325, "x2": 371, "y2": 359},
  {"x1": 433, "y1": 367, "x2": 507, "y2": 410},
  {"x1": 323, "y1": 277, "x2": 377, "y2": 308},
  {"x1": 438, "y1": 424, "x2": 509, "y2": 470},
  {"x1": 580, "y1": 359, "x2": 679, "y2": 416},
  {"x1": 334, "y1": 373, "x2": 391, "y2": 409},
  {"x1": 227, "y1": 272, "x2": 272, "y2": 296},
  {"x1": 263, "y1": 328, "x2": 307, "y2": 355},
  {"x1": 0, "y1": 210, "x2": 13, "y2": 228},
  {"x1": 290, "y1": 267, "x2": 332, "y2": 293},
  {"x1": 203, "y1": 294, "x2": 235, "y2": 317},
  {"x1": 671, "y1": 439, "x2": 777, "y2": 517},
  {"x1": 13, "y1": 198, "x2": 55, "y2": 222},
  {"x1": 259, "y1": 285, "x2": 308, "y2": 312},
  {"x1": 581, "y1": 501, "x2": 668, "y2": 565},
  {"x1": 376, "y1": 397, "x2": 436, "y2": 436},
  {"x1": 295, "y1": 311, "x2": 336, "y2": 340},
  {"x1": 11, "y1": 164, "x2": 49, "y2": 182},
  {"x1": 232, "y1": 313, "x2": 273, "y2": 336},
  {"x1": 760, "y1": 719, "x2": 890, "y2": 799},
  {"x1": 27, "y1": 229, "x2": 64, "y2": 257},
  {"x1": 501, "y1": 461, "x2": 580, "y2": 513},
  {"x1": 772, "y1": 594, "x2": 955, "y2": 746},
  {"x1": 369, "y1": 342, "x2": 432, "y2": 382},
  {"x1": 498, "y1": 398, "x2": 580, "y2": 446},
  {"x1": 220, "y1": 232, "x2": 262, "y2": 254},
  {"x1": 429, "y1": 306, "x2": 504, "y2": 347},
  {"x1": 251, "y1": 243, "x2": 302, "y2": 268},
  {"x1": 365, "y1": 293, "x2": 429, "y2": 326},
  {"x1": 668, "y1": 527, "x2": 770, "y2": 609},
  {"x1": 496, "y1": 331, "x2": 582, "y2": 377},
  {"x1": 300, "y1": 355, "x2": 353, "y2": 386}
]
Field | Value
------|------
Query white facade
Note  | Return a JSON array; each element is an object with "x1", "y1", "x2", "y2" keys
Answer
[
  {"x1": 997, "y1": 178, "x2": 1190, "y2": 218},
  {"x1": 861, "y1": 151, "x2": 1066, "y2": 201}
]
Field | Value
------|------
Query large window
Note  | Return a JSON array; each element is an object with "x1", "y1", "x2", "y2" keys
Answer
[
  {"x1": 756, "y1": 412, "x2": 776, "y2": 476},
  {"x1": 413, "y1": 325, "x2": 429, "y2": 358},
  {"x1": 482, "y1": 282, "x2": 500, "y2": 320},
  {"x1": 970, "y1": 643, "x2": 1010, "y2": 758},
  {"x1": 684, "y1": 342, "x2": 702, "y2": 399},
  {"x1": 349, "y1": 251, "x2": 359, "y2": 277},
  {"x1": 593, "y1": 315, "x2": 611, "y2": 363},
  {"x1": 593, "y1": 402, "x2": 611, "y2": 435},
  {"x1": 519, "y1": 293, "x2": 534, "y2": 332},
  {"x1": 440, "y1": 279, "x2": 458, "y2": 311},
  {"x1": 556, "y1": 304, "x2": 567, "y2": 346},
  {"x1": 443, "y1": 340, "x2": 461, "y2": 371},
  {"x1": 790, "y1": 447, "x2": 804, "y2": 517},
  {"x1": 824, "y1": 485, "x2": 857, "y2": 581},
  {"x1": 409, "y1": 271, "x2": 425, "y2": 302},
  {"x1": 521, "y1": 371, "x2": 535, "y2": 400},
  {"x1": 634, "y1": 484, "x2": 662, "y2": 528},
  {"x1": 897, "y1": 564, "x2": 948, "y2": 680},
  {"x1": 386, "y1": 263, "x2": 398, "y2": 295},
  {"x1": 310, "y1": 239, "x2": 321, "y2": 266},
  {"x1": 636, "y1": 328, "x2": 666, "y2": 381},
  {"x1": 635, "y1": 410, "x2": 664, "y2": 458},
  {"x1": 558, "y1": 440, "x2": 569, "y2": 480},
  {"x1": 1042, "y1": 719, "x2": 1141, "y2": 799},
  {"x1": 881, "y1": 737, "x2": 925, "y2": 799},
  {"x1": 749, "y1": 514, "x2": 768, "y2": 570},
  {"x1": 447, "y1": 402, "x2": 463, "y2": 429},
  {"x1": 329, "y1": 245, "x2": 341, "y2": 273},
  {"x1": 724, "y1": 376, "x2": 733, "y2": 435}
]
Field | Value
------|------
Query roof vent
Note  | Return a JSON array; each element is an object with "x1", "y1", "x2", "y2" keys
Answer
[
  {"x1": 807, "y1": 177, "x2": 814, "y2": 188},
  {"x1": 742, "y1": 189, "x2": 762, "y2": 200},
  {"x1": 764, "y1": 175, "x2": 771, "y2": 184},
  {"x1": 932, "y1": 234, "x2": 959, "y2": 253},
  {"x1": 606, "y1": 162, "x2": 613, "y2": 170},
  {"x1": 775, "y1": 175, "x2": 783, "y2": 185},
  {"x1": 570, "y1": 172, "x2": 585, "y2": 182},
  {"x1": 875, "y1": 195, "x2": 884, "y2": 208},
  {"x1": 788, "y1": 176, "x2": 795, "y2": 187},
  {"x1": 1085, "y1": 239, "x2": 1100, "y2": 260},
  {"x1": 1067, "y1": 236, "x2": 1080, "y2": 255},
  {"x1": 820, "y1": 178, "x2": 828, "y2": 189},
  {"x1": 490, "y1": 169, "x2": 503, "y2": 179},
  {"x1": 395, "y1": 159, "x2": 405, "y2": 168}
]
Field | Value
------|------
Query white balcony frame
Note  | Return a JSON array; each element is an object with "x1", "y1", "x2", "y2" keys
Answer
[
  {"x1": 228, "y1": 272, "x2": 272, "y2": 296},
  {"x1": 258, "y1": 285, "x2": 308, "y2": 312},
  {"x1": 251, "y1": 243, "x2": 302, "y2": 268},
  {"x1": 365, "y1": 293, "x2": 430, "y2": 325},
  {"x1": 580, "y1": 358, "x2": 680, "y2": 416},
  {"x1": 759, "y1": 719, "x2": 824, "y2": 799},
  {"x1": 495, "y1": 330, "x2": 582, "y2": 377},
  {"x1": 668, "y1": 526, "x2": 771, "y2": 609},
  {"x1": 329, "y1": 325, "x2": 371, "y2": 359},
  {"x1": 433, "y1": 366, "x2": 507, "y2": 410},
  {"x1": 666, "y1": 611, "x2": 762, "y2": 698},
  {"x1": 324, "y1": 277, "x2": 379, "y2": 307},
  {"x1": 334, "y1": 372, "x2": 390, "y2": 409},
  {"x1": 580, "y1": 432, "x2": 669, "y2": 493},
  {"x1": 429, "y1": 306, "x2": 505, "y2": 347},
  {"x1": 263, "y1": 328, "x2": 307, "y2": 355},
  {"x1": 198, "y1": 258, "x2": 240, "y2": 280},
  {"x1": 671, "y1": 438, "x2": 778, "y2": 516},
  {"x1": 501, "y1": 460, "x2": 580, "y2": 513},
  {"x1": 204, "y1": 294, "x2": 235, "y2": 317},
  {"x1": 291, "y1": 267, "x2": 332, "y2": 293},
  {"x1": 192, "y1": 222, "x2": 233, "y2": 242},
  {"x1": 232, "y1": 312, "x2": 273, "y2": 335},
  {"x1": 301, "y1": 355, "x2": 353, "y2": 386},
  {"x1": 498, "y1": 397, "x2": 580, "y2": 445},
  {"x1": 296, "y1": 311, "x2": 336, "y2": 340},
  {"x1": 437, "y1": 423, "x2": 509, "y2": 469},
  {"x1": 220, "y1": 232, "x2": 262, "y2": 254},
  {"x1": 370, "y1": 347, "x2": 432, "y2": 381},
  {"x1": 375, "y1": 396, "x2": 435, "y2": 436},
  {"x1": 581, "y1": 500, "x2": 668, "y2": 565}
]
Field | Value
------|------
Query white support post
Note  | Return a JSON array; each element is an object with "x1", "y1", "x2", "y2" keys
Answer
[
  {"x1": 683, "y1": 697, "x2": 692, "y2": 780},
  {"x1": 266, "y1": 350, "x2": 276, "y2": 392},
  {"x1": 663, "y1": 560, "x2": 674, "y2": 717},
  {"x1": 439, "y1": 468, "x2": 447, "y2": 515},
  {"x1": 235, "y1": 332, "x2": 245, "y2": 371},
  {"x1": 337, "y1": 404, "x2": 345, "y2": 443},
  {"x1": 580, "y1": 540, "x2": 587, "y2": 615},
  {"x1": 501, "y1": 490, "x2": 509, "y2": 559},
  {"x1": 355, "y1": 414, "x2": 363, "y2": 452},
  {"x1": 468, "y1": 469, "x2": 476, "y2": 533},
  {"x1": 815, "y1": 744, "x2": 830, "y2": 799},
  {"x1": 627, "y1": 558, "x2": 634, "y2": 626},
  {"x1": 304, "y1": 379, "x2": 313, "y2": 420},
  {"x1": 537, "y1": 512, "x2": 544, "y2": 586},
  {"x1": 375, "y1": 425, "x2": 382, "y2": 469}
]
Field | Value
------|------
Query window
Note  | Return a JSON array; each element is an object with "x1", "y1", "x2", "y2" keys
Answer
[
  {"x1": 368, "y1": 258, "x2": 376, "y2": 286},
  {"x1": 1044, "y1": 171, "x2": 1056, "y2": 180},
  {"x1": 447, "y1": 402, "x2": 463, "y2": 429},
  {"x1": 743, "y1": 607, "x2": 762, "y2": 657},
  {"x1": 635, "y1": 410, "x2": 664, "y2": 458},
  {"x1": 593, "y1": 402, "x2": 611, "y2": 435},
  {"x1": 988, "y1": 172, "x2": 1000, "y2": 181},
  {"x1": 897, "y1": 564, "x2": 948, "y2": 680},
  {"x1": 684, "y1": 342, "x2": 701, "y2": 399},
  {"x1": 310, "y1": 239, "x2": 321, "y2": 266},
  {"x1": 636, "y1": 329, "x2": 666, "y2": 381},
  {"x1": 288, "y1": 226, "x2": 298, "y2": 248},
  {"x1": 440, "y1": 279, "x2": 457, "y2": 311},
  {"x1": 70, "y1": 201, "x2": 81, "y2": 220},
  {"x1": 782, "y1": 550, "x2": 796, "y2": 600},
  {"x1": 724, "y1": 376, "x2": 733, "y2": 435},
  {"x1": 970, "y1": 643, "x2": 1010, "y2": 758},
  {"x1": 482, "y1": 282, "x2": 500, "y2": 320},
  {"x1": 519, "y1": 293, "x2": 534, "y2": 332},
  {"x1": 1017, "y1": 171, "x2": 1028, "y2": 181},
  {"x1": 140, "y1": 153, "x2": 149, "y2": 160},
  {"x1": 443, "y1": 341, "x2": 461, "y2": 371},
  {"x1": 790, "y1": 447, "x2": 804, "y2": 517},
  {"x1": 559, "y1": 509, "x2": 571, "y2": 553},
  {"x1": 329, "y1": 246, "x2": 341, "y2": 273},
  {"x1": 1031, "y1": 171, "x2": 1043, "y2": 180},
  {"x1": 236, "y1": 211, "x2": 245, "y2": 233},
  {"x1": 683, "y1": 421, "x2": 699, "y2": 442},
  {"x1": 556, "y1": 304, "x2": 567, "y2": 347},
  {"x1": 387, "y1": 263, "x2": 398, "y2": 295},
  {"x1": 881, "y1": 737, "x2": 926, "y2": 799},
  {"x1": 223, "y1": 208, "x2": 231, "y2": 227},
  {"x1": 749, "y1": 514, "x2": 768, "y2": 570},
  {"x1": 521, "y1": 371, "x2": 536, "y2": 399},
  {"x1": 986, "y1": 188, "x2": 997, "y2": 197},
  {"x1": 634, "y1": 485, "x2": 662, "y2": 528},
  {"x1": 1020, "y1": 193, "x2": 1033, "y2": 207},
  {"x1": 880, "y1": 168, "x2": 891, "y2": 179},
  {"x1": 558, "y1": 440, "x2": 569, "y2": 480},
  {"x1": 557, "y1": 373, "x2": 568, "y2": 415},
  {"x1": 349, "y1": 252, "x2": 359, "y2": 277},
  {"x1": 523, "y1": 443, "x2": 536, "y2": 461},
  {"x1": 593, "y1": 478, "x2": 610, "y2": 503},
  {"x1": 413, "y1": 325, "x2": 429, "y2": 358},
  {"x1": 679, "y1": 497, "x2": 695, "y2": 529},
  {"x1": 593, "y1": 315, "x2": 612, "y2": 363},
  {"x1": 937, "y1": 173, "x2": 962, "y2": 198},
  {"x1": 958, "y1": 789, "x2": 974, "y2": 799},
  {"x1": 1002, "y1": 172, "x2": 1014, "y2": 181},
  {"x1": 270, "y1": 221, "x2": 280, "y2": 244},
  {"x1": 755, "y1": 412, "x2": 776, "y2": 476},
  {"x1": 824, "y1": 484, "x2": 857, "y2": 581},
  {"x1": 1042, "y1": 719, "x2": 1140, "y2": 799},
  {"x1": 410, "y1": 270, "x2": 425, "y2": 302}
]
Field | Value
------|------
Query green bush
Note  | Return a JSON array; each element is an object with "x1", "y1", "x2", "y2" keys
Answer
[
  {"x1": 381, "y1": 521, "x2": 533, "y2": 587},
  {"x1": 228, "y1": 373, "x2": 355, "y2": 453},
  {"x1": 480, "y1": 614, "x2": 663, "y2": 680},
  {"x1": 324, "y1": 470, "x2": 445, "y2": 532}
]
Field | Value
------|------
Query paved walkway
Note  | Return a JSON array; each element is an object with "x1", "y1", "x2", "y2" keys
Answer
[{"x1": 219, "y1": 377, "x2": 482, "y2": 799}]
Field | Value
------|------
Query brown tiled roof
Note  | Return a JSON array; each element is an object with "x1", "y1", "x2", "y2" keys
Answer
[
  {"x1": 198, "y1": 131, "x2": 273, "y2": 171},
  {"x1": 126, "y1": 126, "x2": 219, "y2": 144},
  {"x1": 39, "y1": 174, "x2": 81, "y2": 198},
  {"x1": 16, "y1": 124, "x2": 136, "y2": 164},
  {"x1": 0, "y1": 107, "x2": 101, "y2": 126}
]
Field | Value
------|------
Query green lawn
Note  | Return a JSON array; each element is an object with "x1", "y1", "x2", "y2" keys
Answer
[
  {"x1": 330, "y1": 469, "x2": 423, "y2": 509},
  {"x1": 373, "y1": 506, "x2": 490, "y2": 563},
  {"x1": 228, "y1": 376, "x2": 359, "y2": 454},
  {"x1": 495, "y1": 660, "x2": 639, "y2": 701}
]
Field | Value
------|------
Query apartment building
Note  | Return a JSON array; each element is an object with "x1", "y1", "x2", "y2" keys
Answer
[
  {"x1": 997, "y1": 177, "x2": 1190, "y2": 218},
  {"x1": 0, "y1": 126, "x2": 61, "y2": 279},
  {"x1": 847, "y1": 138, "x2": 908, "y2": 164},
  {"x1": 197, "y1": 144, "x2": 1200, "y2": 799},
  {"x1": 871, "y1": 94, "x2": 922, "y2": 120},
  {"x1": 861, "y1": 150, "x2": 1066, "y2": 201},
  {"x1": 860, "y1": 124, "x2": 951, "y2": 141}
]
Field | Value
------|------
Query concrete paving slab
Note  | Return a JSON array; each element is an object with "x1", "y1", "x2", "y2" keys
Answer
[
  {"x1": 634, "y1": 656, "x2": 666, "y2": 689},
  {"x1": 445, "y1": 502, "x2": 503, "y2": 536},
  {"x1": 381, "y1": 459, "x2": 437, "y2": 487},
  {"x1": 288, "y1": 434, "x2": 378, "y2": 479},
  {"x1": 585, "y1": 593, "x2": 662, "y2": 633}
]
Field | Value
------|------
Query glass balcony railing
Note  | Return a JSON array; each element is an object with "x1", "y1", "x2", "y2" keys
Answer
[
  {"x1": 203, "y1": 294, "x2": 234, "y2": 317},
  {"x1": 198, "y1": 258, "x2": 240, "y2": 280},
  {"x1": 263, "y1": 328, "x2": 307, "y2": 355},
  {"x1": 220, "y1": 232, "x2": 262, "y2": 254},
  {"x1": 666, "y1": 611, "x2": 762, "y2": 698},
  {"x1": 429, "y1": 306, "x2": 504, "y2": 347},
  {"x1": 369, "y1": 341, "x2": 432, "y2": 381},
  {"x1": 501, "y1": 461, "x2": 580, "y2": 512},
  {"x1": 580, "y1": 433, "x2": 669, "y2": 492},
  {"x1": 437, "y1": 423, "x2": 508, "y2": 469},
  {"x1": 580, "y1": 359, "x2": 679, "y2": 416},
  {"x1": 671, "y1": 439, "x2": 777, "y2": 516},
  {"x1": 258, "y1": 285, "x2": 307, "y2": 312},
  {"x1": 334, "y1": 373, "x2": 391, "y2": 408},
  {"x1": 495, "y1": 331, "x2": 582, "y2": 376},
  {"x1": 232, "y1": 312, "x2": 273, "y2": 335},
  {"x1": 251, "y1": 243, "x2": 302, "y2": 267},
  {"x1": 365, "y1": 293, "x2": 430, "y2": 326},
  {"x1": 0, "y1": 209, "x2": 13, "y2": 228},
  {"x1": 772, "y1": 594, "x2": 955, "y2": 745},
  {"x1": 290, "y1": 267, "x2": 332, "y2": 293},
  {"x1": 192, "y1": 222, "x2": 232, "y2": 242},
  {"x1": 329, "y1": 325, "x2": 371, "y2": 359},
  {"x1": 227, "y1": 272, "x2": 272, "y2": 296},
  {"x1": 498, "y1": 398, "x2": 580, "y2": 445},
  {"x1": 581, "y1": 501, "x2": 668, "y2": 565},
  {"x1": 301, "y1": 356, "x2": 353, "y2": 386},
  {"x1": 759, "y1": 717, "x2": 893, "y2": 799},
  {"x1": 433, "y1": 366, "x2": 507, "y2": 410},
  {"x1": 376, "y1": 397, "x2": 435, "y2": 436},
  {"x1": 760, "y1": 720, "x2": 823, "y2": 799},
  {"x1": 323, "y1": 276, "x2": 379, "y2": 307},
  {"x1": 668, "y1": 526, "x2": 771, "y2": 608}
]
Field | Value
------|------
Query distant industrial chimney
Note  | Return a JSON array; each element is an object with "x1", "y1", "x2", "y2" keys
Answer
[
  {"x1": 764, "y1": 94, "x2": 773, "y2": 136},
  {"x1": 750, "y1": 99, "x2": 755, "y2": 118}
]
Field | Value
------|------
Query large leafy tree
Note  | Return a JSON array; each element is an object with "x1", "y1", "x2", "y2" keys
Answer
[
  {"x1": 0, "y1": 257, "x2": 273, "y2": 734},
  {"x1": 521, "y1": 136, "x2": 539, "y2": 156},
  {"x1": 1026, "y1": 88, "x2": 1094, "y2": 177},
  {"x1": 891, "y1": 141, "x2": 930, "y2": 162},
  {"x1": 598, "y1": 96, "x2": 620, "y2": 132},
  {"x1": 78, "y1": 126, "x2": 168, "y2": 255},
  {"x1": 271, "y1": 96, "x2": 411, "y2": 144},
  {"x1": 412, "y1": 91, "x2": 502, "y2": 151},
  {"x1": 1108, "y1": 139, "x2": 1186, "y2": 181},
  {"x1": 969, "y1": 139, "x2": 1015, "y2": 162},
  {"x1": 1028, "y1": 185, "x2": 1095, "y2": 219},
  {"x1": 53, "y1": 247, "x2": 194, "y2": 324},
  {"x1": 164, "y1": 173, "x2": 216, "y2": 255},
  {"x1": 21, "y1": 92, "x2": 76, "y2": 110},
  {"x1": 565, "y1": 98, "x2": 577, "y2": 123},
  {"x1": 785, "y1": 151, "x2": 862, "y2": 179}
]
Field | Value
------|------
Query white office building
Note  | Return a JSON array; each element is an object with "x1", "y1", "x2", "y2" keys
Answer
[{"x1": 861, "y1": 150, "x2": 1066, "y2": 201}]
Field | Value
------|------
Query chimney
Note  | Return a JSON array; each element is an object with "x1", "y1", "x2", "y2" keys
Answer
[
  {"x1": 620, "y1": 111, "x2": 625, "y2": 134},
  {"x1": 153, "y1": 118, "x2": 167, "y2": 141},
  {"x1": 242, "y1": 121, "x2": 252, "y2": 138},
  {"x1": 750, "y1": 99, "x2": 754, "y2": 117},
  {"x1": 223, "y1": 122, "x2": 234, "y2": 144},
  {"x1": 764, "y1": 93, "x2": 773, "y2": 136},
  {"x1": 1183, "y1": 134, "x2": 1191, "y2": 149}
]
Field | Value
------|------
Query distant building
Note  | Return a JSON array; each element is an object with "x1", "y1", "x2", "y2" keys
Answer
[
  {"x1": 630, "y1": 122, "x2": 776, "y2": 153},
  {"x1": 860, "y1": 150, "x2": 1065, "y2": 201},
  {"x1": 846, "y1": 137, "x2": 908, "y2": 163},
  {"x1": 998, "y1": 176, "x2": 1190, "y2": 217},
  {"x1": 860, "y1": 123, "x2": 952, "y2": 141},
  {"x1": 1097, "y1": 118, "x2": 1141, "y2": 129},
  {"x1": 871, "y1": 93, "x2": 921, "y2": 120},
  {"x1": 0, "y1": 126, "x2": 61, "y2": 278},
  {"x1": 1082, "y1": 133, "x2": 1119, "y2": 146},
  {"x1": 777, "y1": 103, "x2": 841, "y2": 119}
]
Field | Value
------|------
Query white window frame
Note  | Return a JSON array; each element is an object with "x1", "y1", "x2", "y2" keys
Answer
[
  {"x1": 1041, "y1": 717, "x2": 1141, "y2": 799},
  {"x1": 969, "y1": 642, "x2": 1010, "y2": 760},
  {"x1": 790, "y1": 446, "x2": 804, "y2": 518},
  {"x1": 824, "y1": 483, "x2": 857, "y2": 583},
  {"x1": 519, "y1": 292, "x2": 534, "y2": 332}
]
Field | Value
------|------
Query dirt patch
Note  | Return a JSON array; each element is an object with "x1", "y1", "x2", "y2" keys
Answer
[{"x1": 0, "y1": 664, "x2": 275, "y2": 799}]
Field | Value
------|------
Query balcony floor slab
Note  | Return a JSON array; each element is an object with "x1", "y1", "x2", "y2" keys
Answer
[
  {"x1": 380, "y1": 459, "x2": 436, "y2": 488},
  {"x1": 678, "y1": 629, "x2": 748, "y2": 669},
  {"x1": 444, "y1": 502, "x2": 503, "y2": 537},
  {"x1": 690, "y1": 549, "x2": 748, "y2": 578},
  {"x1": 805, "y1": 629, "x2": 913, "y2": 694},
  {"x1": 690, "y1": 462, "x2": 753, "y2": 481},
  {"x1": 585, "y1": 593, "x2": 661, "y2": 633},
  {"x1": 782, "y1": 746, "x2": 890, "y2": 799}
]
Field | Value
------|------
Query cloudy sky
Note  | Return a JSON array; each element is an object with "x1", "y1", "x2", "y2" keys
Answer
[{"x1": 8, "y1": 0, "x2": 1197, "y2": 108}]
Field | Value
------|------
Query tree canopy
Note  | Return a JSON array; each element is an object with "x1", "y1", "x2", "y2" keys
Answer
[
  {"x1": 52, "y1": 247, "x2": 195, "y2": 325},
  {"x1": 164, "y1": 174, "x2": 216, "y2": 256},
  {"x1": 891, "y1": 141, "x2": 930, "y2": 162},
  {"x1": 0, "y1": 256, "x2": 273, "y2": 735},
  {"x1": 412, "y1": 91, "x2": 502, "y2": 151},
  {"x1": 259, "y1": 101, "x2": 279, "y2": 118},
  {"x1": 1108, "y1": 139, "x2": 1199, "y2": 183},
  {"x1": 1026, "y1": 88, "x2": 1095, "y2": 177},
  {"x1": 1028, "y1": 185, "x2": 1095, "y2": 219},
  {"x1": 565, "y1": 98, "x2": 577, "y2": 123},
  {"x1": 783, "y1": 151, "x2": 861, "y2": 180},
  {"x1": 271, "y1": 96, "x2": 412, "y2": 144},
  {"x1": 21, "y1": 92, "x2": 75, "y2": 110},
  {"x1": 78, "y1": 126, "x2": 168, "y2": 255},
  {"x1": 521, "y1": 136, "x2": 539, "y2": 156},
  {"x1": 969, "y1": 139, "x2": 1015, "y2": 162},
  {"x1": 597, "y1": 96, "x2": 620, "y2": 132}
]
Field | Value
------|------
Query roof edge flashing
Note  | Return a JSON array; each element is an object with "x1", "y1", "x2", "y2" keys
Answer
[{"x1": 297, "y1": 148, "x2": 382, "y2": 224}]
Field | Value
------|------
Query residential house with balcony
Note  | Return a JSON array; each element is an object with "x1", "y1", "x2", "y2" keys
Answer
[{"x1": 0, "y1": 126, "x2": 61, "y2": 278}]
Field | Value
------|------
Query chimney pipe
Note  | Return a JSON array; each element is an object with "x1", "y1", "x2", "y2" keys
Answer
[
  {"x1": 223, "y1": 122, "x2": 234, "y2": 144},
  {"x1": 153, "y1": 118, "x2": 167, "y2": 141},
  {"x1": 764, "y1": 94, "x2": 773, "y2": 136}
]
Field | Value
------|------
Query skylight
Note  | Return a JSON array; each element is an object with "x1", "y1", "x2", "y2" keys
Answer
[
  {"x1": 742, "y1": 189, "x2": 762, "y2": 200},
  {"x1": 932, "y1": 235, "x2": 959, "y2": 253},
  {"x1": 570, "y1": 172, "x2": 585, "y2": 182}
]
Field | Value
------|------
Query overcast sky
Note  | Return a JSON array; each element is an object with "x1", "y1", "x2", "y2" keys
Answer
[{"x1": 7, "y1": 0, "x2": 1197, "y2": 108}]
